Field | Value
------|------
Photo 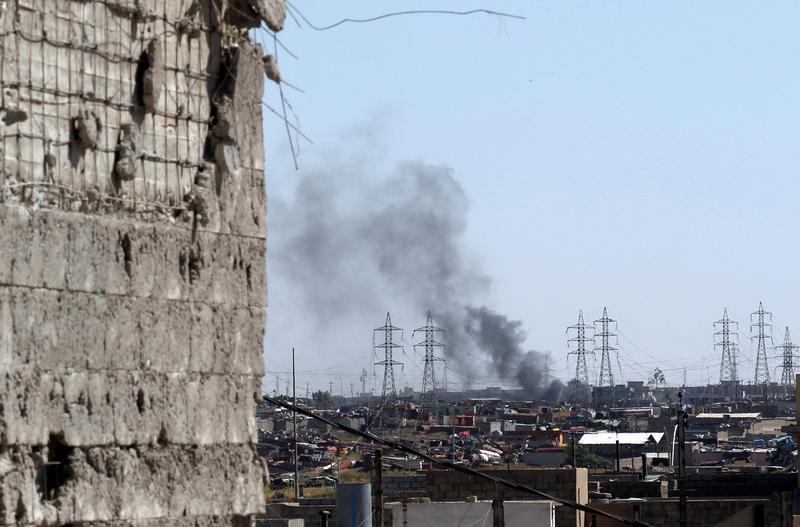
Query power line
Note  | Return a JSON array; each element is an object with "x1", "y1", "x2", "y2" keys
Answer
[{"x1": 264, "y1": 396, "x2": 654, "y2": 527}]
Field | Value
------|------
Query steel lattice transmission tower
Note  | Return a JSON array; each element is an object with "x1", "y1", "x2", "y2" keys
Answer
[
  {"x1": 566, "y1": 310, "x2": 595, "y2": 403},
  {"x1": 374, "y1": 313, "x2": 404, "y2": 400},
  {"x1": 413, "y1": 311, "x2": 446, "y2": 414},
  {"x1": 776, "y1": 327, "x2": 799, "y2": 388},
  {"x1": 714, "y1": 308, "x2": 739, "y2": 383},
  {"x1": 751, "y1": 302, "x2": 773, "y2": 385},
  {"x1": 594, "y1": 308, "x2": 619, "y2": 390}
]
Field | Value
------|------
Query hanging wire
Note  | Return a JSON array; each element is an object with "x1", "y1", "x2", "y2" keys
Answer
[
  {"x1": 266, "y1": 396, "x2": 655, "y2": 527},
  {"x1": 273, "y1": 33, "x2": 298, "y2": 169},
  {"x1": 284, "y1": 3, "x2": 525, "y2": 31}
]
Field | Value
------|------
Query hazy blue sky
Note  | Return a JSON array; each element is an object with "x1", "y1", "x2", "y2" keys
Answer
[{"x1": 260, "y1": 2, "x2": 800, "y2": 394}]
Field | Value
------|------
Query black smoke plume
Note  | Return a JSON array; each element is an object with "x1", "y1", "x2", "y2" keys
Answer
[
  {"x1": 270, "y1": 147, "x2": 561, "y2": 400},
  {"x1": 465, "y1": 306, "x2": 564, "y2": 400}
]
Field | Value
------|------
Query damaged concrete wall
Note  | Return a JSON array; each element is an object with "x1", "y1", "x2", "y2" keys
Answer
[{"x1": 0, "y1": 0, "x2": 282, "y2": 524}]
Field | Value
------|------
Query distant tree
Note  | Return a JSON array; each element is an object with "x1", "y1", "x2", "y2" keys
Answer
[
  {"x1": 649, "y1": 368, "x2": 666, "y2": 387},
  {"x1": 312, "y1": 390, "x2": 332, "y2": 408},
  {"x1": 564, "y1": 442, "x2": 612, "y2": 469}
]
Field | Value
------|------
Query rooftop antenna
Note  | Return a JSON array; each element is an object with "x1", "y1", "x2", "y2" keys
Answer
[
  {"x1": 413, "y1": 310, "x2": 446, "y2": 415},
  {"x1": 715, "y1": 308, "x2": 739, "y2": 383},
  {"x1": 751, "y1": 301, "x2": 773, "y2": 385},
  {"x1": 567, "y1": 310, "x2": 595, "y2": 404}
]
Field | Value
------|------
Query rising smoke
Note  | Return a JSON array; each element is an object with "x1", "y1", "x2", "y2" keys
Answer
[{"x1": 270, "y1": 146, "x2": 563, "y2": 401}]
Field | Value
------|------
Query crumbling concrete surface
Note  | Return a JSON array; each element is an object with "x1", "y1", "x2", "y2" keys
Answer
[{"x1": 0, "y1": 0, "x2": 282, "y2": 525}]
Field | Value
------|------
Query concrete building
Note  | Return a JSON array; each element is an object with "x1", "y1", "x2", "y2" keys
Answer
[
  {"x1": 421, "y1": 468, "x2": 587, "y2": 527},
  {"x1": 386, "y1": 500, "x2": 558, "y2": 527},
  {"x1": 578, "y1": 432, "x2": 665, "y2": 466},
  {"x1": 1, "y1": 0, "x2": 283, "y2": 525}
]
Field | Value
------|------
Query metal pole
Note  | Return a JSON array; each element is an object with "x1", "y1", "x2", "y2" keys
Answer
[
  {"x1": 293, "y1": 348, "x2": 299, "y2": 501},
  {"x1": 630, "y1": 446, "x2": 633, "y2": 472},
  {"x1": 375, "y1": 449, "x2": 384, "y2": 527},
  {"x1": 641, "y1": 453, "x2": 647, "y2": 479},
  {"x1": 571, "y1": 432, "x2": 577, "y2": 467},
  {"x1": 678, "y1": 391, "x2": 687, "y2": 527},
  {"x1": 492, "y1": 499, "x2": 505, "y2": 527},
  {"x1": 615, "y1": 439, "x2": 620, "y2": 472}
]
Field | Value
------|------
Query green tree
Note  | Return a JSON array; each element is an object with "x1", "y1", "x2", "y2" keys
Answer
[{"x1": 564, "y1": 441, "x2": 612, "y2": 469}]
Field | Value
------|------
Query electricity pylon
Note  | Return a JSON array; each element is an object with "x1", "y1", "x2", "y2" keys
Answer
[
  {"x1": 567, "y1": 310, "x2": 594, "y2": 404},
  {"x1": 413, "y1": 311, "x2": 446, "y2": 414},
  {"x1": 374, "y1": 313, "x2": 403, "y2": 400},
  {"x1": 751, "y1": 302, "x2": 773, "y2": 385},
  {"x1": 594, "y1": 308, "x2": 618, "y2": 388},
  {"x1": 776, "y1": 327, "x2": 798, "y2": 389},
  {"x1": 715, "y1": 308, "x2": 739, "y2": 383}
]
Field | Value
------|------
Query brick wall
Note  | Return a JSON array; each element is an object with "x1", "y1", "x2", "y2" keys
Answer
[
  {"x1": 600, "y1": 480, "x2": 668, "y2": 499},
  {"x1": 383, "y1": 475, "x2": 427, "y2": 498},
  {"x1": 421, "y1": 468, "x2": 587, "y2": 527},
  {"x1": 682, "y1": 472, "x2": 796, "y2": 497},
  {"x1": 262, "y1": 503, "x2": 335, "y2": 527},
  {"x1": 588, "y1": 497, "x2": 787, "y2": 527}
]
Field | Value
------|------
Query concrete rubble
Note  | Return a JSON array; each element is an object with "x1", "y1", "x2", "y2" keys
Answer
[{"x1": 0, "y1": 0, "x2": 282, "y2": 525}]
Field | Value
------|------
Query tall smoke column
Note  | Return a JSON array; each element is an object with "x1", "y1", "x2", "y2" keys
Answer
[
  {"x1": 270, "y1": 147, "x2": 559, "y2": 398},
  {"x1": 465, "y1": 306, "x2": 564, "y2": 399}
]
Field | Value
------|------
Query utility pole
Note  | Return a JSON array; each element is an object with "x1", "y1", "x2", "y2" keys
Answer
[
  {"x1": 594, "y1": 308, "x2": 618, "y2": 406},
  {"x1": 677, "y1": 391, "x2": 688, "y2": 527},
  {"x1": 374, "y1": 313, "x2": 404, "y2": 400},
  {"x1": 375, "y1": 449, "x2": 384, "y2": 527},
  {"x1": 567, "y1": 310, "x2": 595, "y2": 404},
  {"x1": 491, "y1": 499, "x2": 505, "y2": 527},
  {"x1": 413, "y1": 311, "x2": 446, "y2": 416},
  {"x1": 292, "y1": 348, "x2": 299, "y2": 501},
  {"x1": 751, "y1": 302, "x2": 773, "y2": 386},
  {"x1": 571, "y1": 432, "x2": 577, "y2": 467},
  {"x1": 360, "y1": 369, "x2": 368, "y2": 398},
  {"x1": 776, "y1": 327, "x2": 799, "y2": 393},
  {"x1": 715, "y1": 308, "x2": 739, "y2": 387}
]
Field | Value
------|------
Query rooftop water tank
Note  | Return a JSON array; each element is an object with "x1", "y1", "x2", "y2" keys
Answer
[{"x1": 336, "y1": 483, "x2": 373, "y2": 527}]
